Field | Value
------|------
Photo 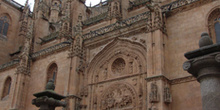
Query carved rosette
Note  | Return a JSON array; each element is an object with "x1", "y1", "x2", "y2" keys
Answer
[{"x1": 100, "y1": 83, "x2": 136, "y2": 110}]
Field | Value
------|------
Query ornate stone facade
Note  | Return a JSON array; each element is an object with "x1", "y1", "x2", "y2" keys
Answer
[{"x1": 0, "y1": 0, "x2": 219, "y2": 110}]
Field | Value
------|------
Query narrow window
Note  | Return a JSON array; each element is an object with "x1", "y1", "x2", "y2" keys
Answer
[
  {"x1": 47, "y1": 63, "x2": 58, "y2": 84},
  {"x1": 0, "y1": 16, "x2": 9, "y2": 37},
  {"x1": 3, "y1": 22, "x2": 9, "y2": 36},
  {"x1": 215, "y1": 21, "x2": 220, "y2": 43},
  {"x1": 2, "y1": 77, "x2": 12, "y2": 100},
  {"x1": 207, "y1": 9, "x2": 220, "y2": 43}
]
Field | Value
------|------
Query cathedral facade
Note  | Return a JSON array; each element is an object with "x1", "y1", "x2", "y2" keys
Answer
[{"x1": 0, "y1": 0, "x2": 219, "y2": 110}]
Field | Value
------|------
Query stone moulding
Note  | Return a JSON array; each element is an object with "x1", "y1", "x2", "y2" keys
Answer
[
  {"x1": 89, "y1": 72, "x2": 146, "y2": 85},
  {"x1": 170, "y1": 76, "x2": 196, "y2": 85},
  {"x1": 31, "y1": 41, "x2": 71, "y2": 59},
  {"x1": 3, "y1": 0, "x2": 23, "y2": 11},
  {"x1": 162, "y1": 0, "x2": 200, "y2": 12},
  {"x1": 0, "y1": 59, "x2": 20, "y2": 71},
  {"x1": 146, "y1": 75, "x2": 170, "y2": 82},
  {"x1": 82, "y1": 11, "x2": 151, "y2": 41},
  {"x1": 145, "y1": 75, "x2": 196, "y2": 85}
]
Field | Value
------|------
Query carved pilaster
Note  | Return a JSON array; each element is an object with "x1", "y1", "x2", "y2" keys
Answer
[{"x1": 146, "y1": 0, "x2": 166, "y2": 33}]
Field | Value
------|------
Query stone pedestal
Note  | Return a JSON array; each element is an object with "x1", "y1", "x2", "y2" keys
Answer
[
  {"x1": 32, "y1": 80, "x2": 66, "y2": 110},
  {"x1": 183, "y1": 33, "x2": 220, "y2": 110}
]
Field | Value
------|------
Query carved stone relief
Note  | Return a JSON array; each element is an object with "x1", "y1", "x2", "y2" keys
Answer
[
  {"x1": 164, "y1": 86, "x2": 172, "y2": 104},
  {"x1": 149, "y1": 82, "x2": 160, "y2": 103},
  {"x1": 100, "y1": 83, "x2": 136, "y2": 110}
]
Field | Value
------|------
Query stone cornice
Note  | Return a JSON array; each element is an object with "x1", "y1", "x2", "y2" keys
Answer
[
  {"x1": 0, "y1": 59, "x2": 19, "y2": 71},
  {"x1": 162, "y1": 0, "x2": 216, "y2": 17},
  {"x1": 31, "y1": 41, "x2": 71, "y2": 59}
]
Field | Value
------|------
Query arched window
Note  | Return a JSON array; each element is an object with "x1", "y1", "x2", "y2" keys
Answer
[
  {"x1": 47, "y1": 63, "x2": 58, "y2": 84},
  {"x1": 208, "y1": 8, "x2": 220, "y2": 43},
  {"x1": 2, "y1": 77, "x2": 12, "y2": 100},
  {"x1": 214, "y1": 16, "x2": 220, "y2": 43},
  {"x1": 0, "y1": 16, "x2": 10, "y2": 37}
]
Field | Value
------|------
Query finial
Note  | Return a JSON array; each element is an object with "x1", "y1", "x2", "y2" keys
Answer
[
  {"x1": 199, "y1": 32, "x2": 213, "y2": 48},
  {"x1": 45, "y1": 79, "x2": 55, "y2": 91},
  {"x1": 25, "y1": 0, "x2": 29, "y2": 7},
  {"x1": 100, "y1": 0, "x2": 102, "y2": 6}
]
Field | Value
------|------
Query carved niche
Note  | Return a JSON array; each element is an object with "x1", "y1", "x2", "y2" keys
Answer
[
  {"x1": 111, "y1": 58, "x2": 126, "y2": 74},
  {"x1": 100, "y1": 83, "x2": 136, "y2": 110}
]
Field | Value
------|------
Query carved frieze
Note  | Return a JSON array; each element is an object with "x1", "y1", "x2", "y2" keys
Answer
[
  {"x1": 31, "y1": 41, "x2": 71, "y2": 59},
  {"x1": 0, "y1": 59, "x2": 19, "y2": 71}
]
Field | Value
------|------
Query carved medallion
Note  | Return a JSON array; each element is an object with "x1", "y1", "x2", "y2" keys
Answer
[{"x1": 112, "y1": 58, "x2": 126, "y2": 74}]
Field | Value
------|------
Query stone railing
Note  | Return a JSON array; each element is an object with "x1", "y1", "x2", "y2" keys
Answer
[
  {"x1": 83, "y1": 12, "x2": 108, "y2": 26},
  {"x1": 39, "y1": 32, "x2": 59, "y2": 45},
  {"x1": 128, "y1": 0, "x2": 149, "y2": 11},
  {"x1": 0, "y1": 59, "x2": 20, "y2": 71},
  {"x1": 82, "y1": 11, "x2": 151, "y2": 40}
]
